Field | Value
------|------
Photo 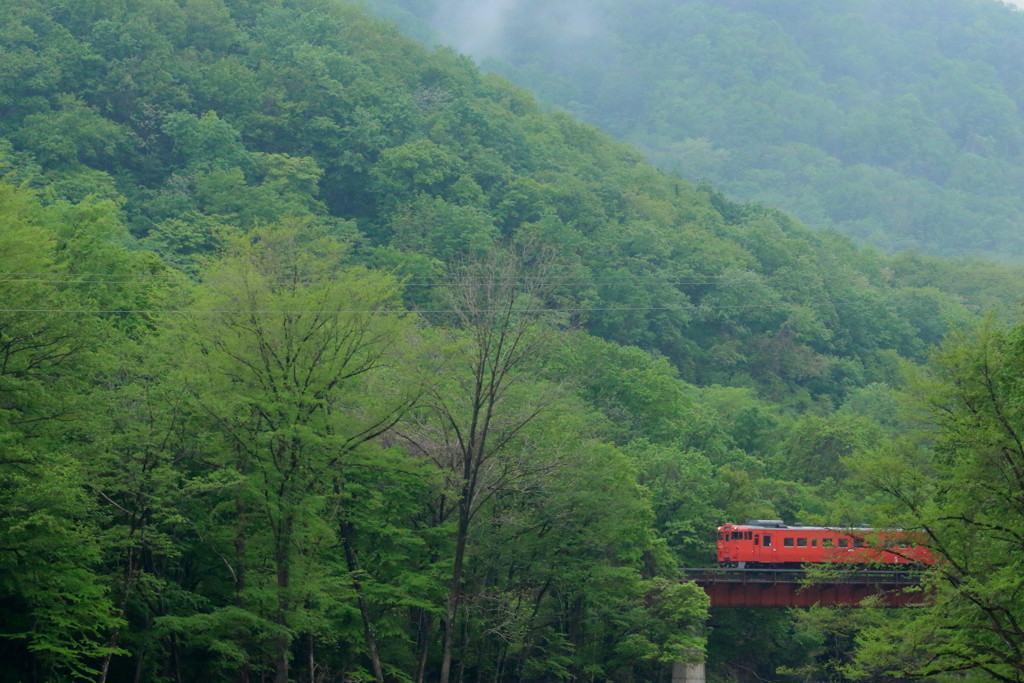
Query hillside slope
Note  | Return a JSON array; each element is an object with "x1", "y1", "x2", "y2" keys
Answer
[
  {"x1": 365, "y1": 0, "x2": 1024, "y2": 262},
  {"x1": 2, "y1": 0, "x2": 1020, "y2": 407}
]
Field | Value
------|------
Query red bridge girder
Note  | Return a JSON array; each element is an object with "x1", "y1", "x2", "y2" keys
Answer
[{"x1": 685, "y1": 569, "x2": 926, "y2": 608}]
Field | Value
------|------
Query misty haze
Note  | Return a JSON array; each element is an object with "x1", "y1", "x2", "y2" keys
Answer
[
  {"x1": 402, "y1": 0, "x2": 1024, "y2": 262},
  {"x1": 428, "y1": 0, "x2": 603, "y2": 61}
]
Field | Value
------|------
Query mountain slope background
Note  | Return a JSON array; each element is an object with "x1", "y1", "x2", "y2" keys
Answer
[
  {"x1": 7, "y1": 0, "x2": 1022, "y2": 404},
  {"x1": 2, "y1": 0, "x2": 1024, "y2": 680},
  {"x1": 364, "y1": 0, "x2": 1024, "y2": 262}
]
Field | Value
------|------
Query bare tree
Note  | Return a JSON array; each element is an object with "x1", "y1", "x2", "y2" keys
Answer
[{"x1": 398, "y1": 245, "x2": 570, "y2": 683}]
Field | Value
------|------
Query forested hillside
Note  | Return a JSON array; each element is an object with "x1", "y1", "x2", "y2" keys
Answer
[
  {"x1": 2, "y1": 0, "x2": 1024, "y2": 680},
  {"x1": 367, "y1": 0, "x2": 1024, "y2": 262}
]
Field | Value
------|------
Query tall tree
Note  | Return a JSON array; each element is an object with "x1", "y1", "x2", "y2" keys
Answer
[
  {"x1": 0, "y1": 183, "x2": 153, "y2": 681},
  {"x1": 848, "y1": 320, "x2": 1024, "y2": 681},
  {"x1": 397, "y1": 246, "x2": 567, "y2": 683},
  {"x1": 181, "y1": 223, "x2": 420, "y2": 682}
]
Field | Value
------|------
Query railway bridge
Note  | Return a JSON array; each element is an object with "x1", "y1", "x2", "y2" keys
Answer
[
  {"x1": 670, "y1": 568, "x2": 926, "y2": 682},
  {"x1": 684, "y1": 567, "x2": 926, "y2": 607}
]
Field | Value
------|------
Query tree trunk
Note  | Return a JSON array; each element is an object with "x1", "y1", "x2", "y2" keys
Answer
[
  {"x1": 274, "y1": 520, "x2": 293, "y2": 683},
  {"x1": 414, "y1": 609, "x2": 432, "y2": 683},
  {"x1": 439, "y1": 502, "x2": 471, "y2": 683},
  {"x1": 308, "y1": 632, "x2": 315, "y2": 683},
  {"x1": 235, "y1": 499, "x2": 251, "y2": 683},
  {"x1": 340, "y1": 519, "x2": 385, "y2": 683}
]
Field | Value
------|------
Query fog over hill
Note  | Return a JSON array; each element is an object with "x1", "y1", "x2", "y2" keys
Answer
[
  {"x1": 367, "y1": 0, "x2": 1024, "y2": 263},
  {"x1": 427, "y1": 0, "x2": 602, "y2": 61}
]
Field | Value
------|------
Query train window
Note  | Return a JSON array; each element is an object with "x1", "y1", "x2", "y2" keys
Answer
[
  {"x1": 854, "y1": 539, "x2": 865, "y2": 548},
  {"x1": 797, "y1": 538, "x2": 807, "y2": 547},
  {"x1": 784, "y1": 538, "x2": 794, "y2": 547},
  {"x1": 719, "y1": 533, "x2": 725, "y2": 541},
  {"x1": 811, "y1": 539, "x2": 818, "y2": 548},
  {"x1": 763, "y1": 535, "x2": 772, "y2": 547},
  {"x1": 838, "y1": 539, "x2": 849, "y2": 548},
  {"x1": 823, "y1": 539, "x2": 834, "y2": 548},
  {"x1": 754, "y1": 535, "x2": 760, "y2": 546},
  {"x1": 732, "y1": 532, "x2": 743, "y2": 540},
  {"x1": 744, "y1": 531, "x2": 752, "y2": 540}
]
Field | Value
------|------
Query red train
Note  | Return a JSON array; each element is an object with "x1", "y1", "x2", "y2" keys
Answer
[{"x1": 717, "y1": 520, "x2": 935, "y2": 568}]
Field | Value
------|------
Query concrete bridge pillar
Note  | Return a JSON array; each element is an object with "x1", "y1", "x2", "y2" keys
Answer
[{"x1": 672, "y1": 659, "x2": 705, "y2": 683}]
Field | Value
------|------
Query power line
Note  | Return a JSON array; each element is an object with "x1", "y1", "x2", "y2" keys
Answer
[
  {"x1": 0, "y1": 272, "x2": 843, "y2": 288},
  {"x1": 0, "y1": 307, "x2": 671, "y2": 315},
  {"x1": 0, "y1": 301, "x2": 882, "y2": 316}
]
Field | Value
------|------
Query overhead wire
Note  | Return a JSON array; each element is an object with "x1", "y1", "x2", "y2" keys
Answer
[
  {"x1": 0, "y1": 269, "x2": 921, "y2": 315},
  {"x1": 0, "y1": 270, "x2": 831, "y2": 288},
  {"x1": 0, "y1": 300, "x2": 880, "y2": 315}
]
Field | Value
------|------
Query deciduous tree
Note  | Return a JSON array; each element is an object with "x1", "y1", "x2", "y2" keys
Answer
[
  {"x1": 848, "y1": 320, "x2": 1024, "y2": 681},
  {"x1": 397, "y1": 246, "x2": 567, "y2": 683},
  {"x1": 182, "y1": 223, "x2": 420, "y2": 682}
]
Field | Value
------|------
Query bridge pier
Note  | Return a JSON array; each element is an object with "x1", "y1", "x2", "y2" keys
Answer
[
  {"x1": 672, "y1": 660, "x2": 705, "y2": 683},
  {"x1": 672, "y1": 647, "x2": 706, "y2": 683}
]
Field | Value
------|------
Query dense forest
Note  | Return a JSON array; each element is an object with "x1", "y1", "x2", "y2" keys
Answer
[
  {"x1": 366, "y1": 0, "x2": 1024, "y2": 262},
  {"x1": 2, "y1": 0, "x2": 1024, "y2": 680}
]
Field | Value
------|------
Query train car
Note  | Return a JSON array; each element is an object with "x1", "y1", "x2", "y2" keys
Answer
[{"x1": 717, "y1": 520, "x2": 935, "y2": 568}]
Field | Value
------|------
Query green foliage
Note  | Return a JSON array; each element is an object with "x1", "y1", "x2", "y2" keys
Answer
[
  {"x1": 1, "y1": 0, "x2": 1016, "y2": 403},
  {"x1": 3, "y1": 0, "x2": 1024, "y2": 679},
  {"x1": 13, "y1": 94, "x2": 127, "y2": 168},
  {"x1": 162, "y1": 110, "x2": 253, "y2": 173},
  {"x1": 154, "y1": 607, "x2": 289, "y2": 676},
  {"x1": 706, "y1": 609, "x2": 822, "y2": 683},
  {"x1": 371, "y1": 138, "x2": 466, "y2": 203},
  {"x1": 0, "y1": 451, "x2": 126, "y2": 681},
  {"x1": 0, "y1": 182, "x2": 149, "y2": 680},
  {"x1": 388, "y1": 194, "x2": 497, "y2": 260},
  {"x1": 459, "y1": 433, "x2": 709, "y2": 681},
  {"x1": 626, "y1": 440, "x2": 722, "y2": 566},
  {"x1": 369, "y1": 0, "x2": 1024, "y2": 262},
  {"x1": 842, "y1": 320, "x2": 1024, "y2": 680},
  {"x1": 178, "y1": 223, "x2": 422, "y2": 678},
  {"x1": 772, "y1": 413, "x2": 882, "y2": 484}
]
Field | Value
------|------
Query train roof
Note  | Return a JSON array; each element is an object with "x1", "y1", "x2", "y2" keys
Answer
[{"x1": 720, "y1": 520, "x2": 878, "y2": 531}]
